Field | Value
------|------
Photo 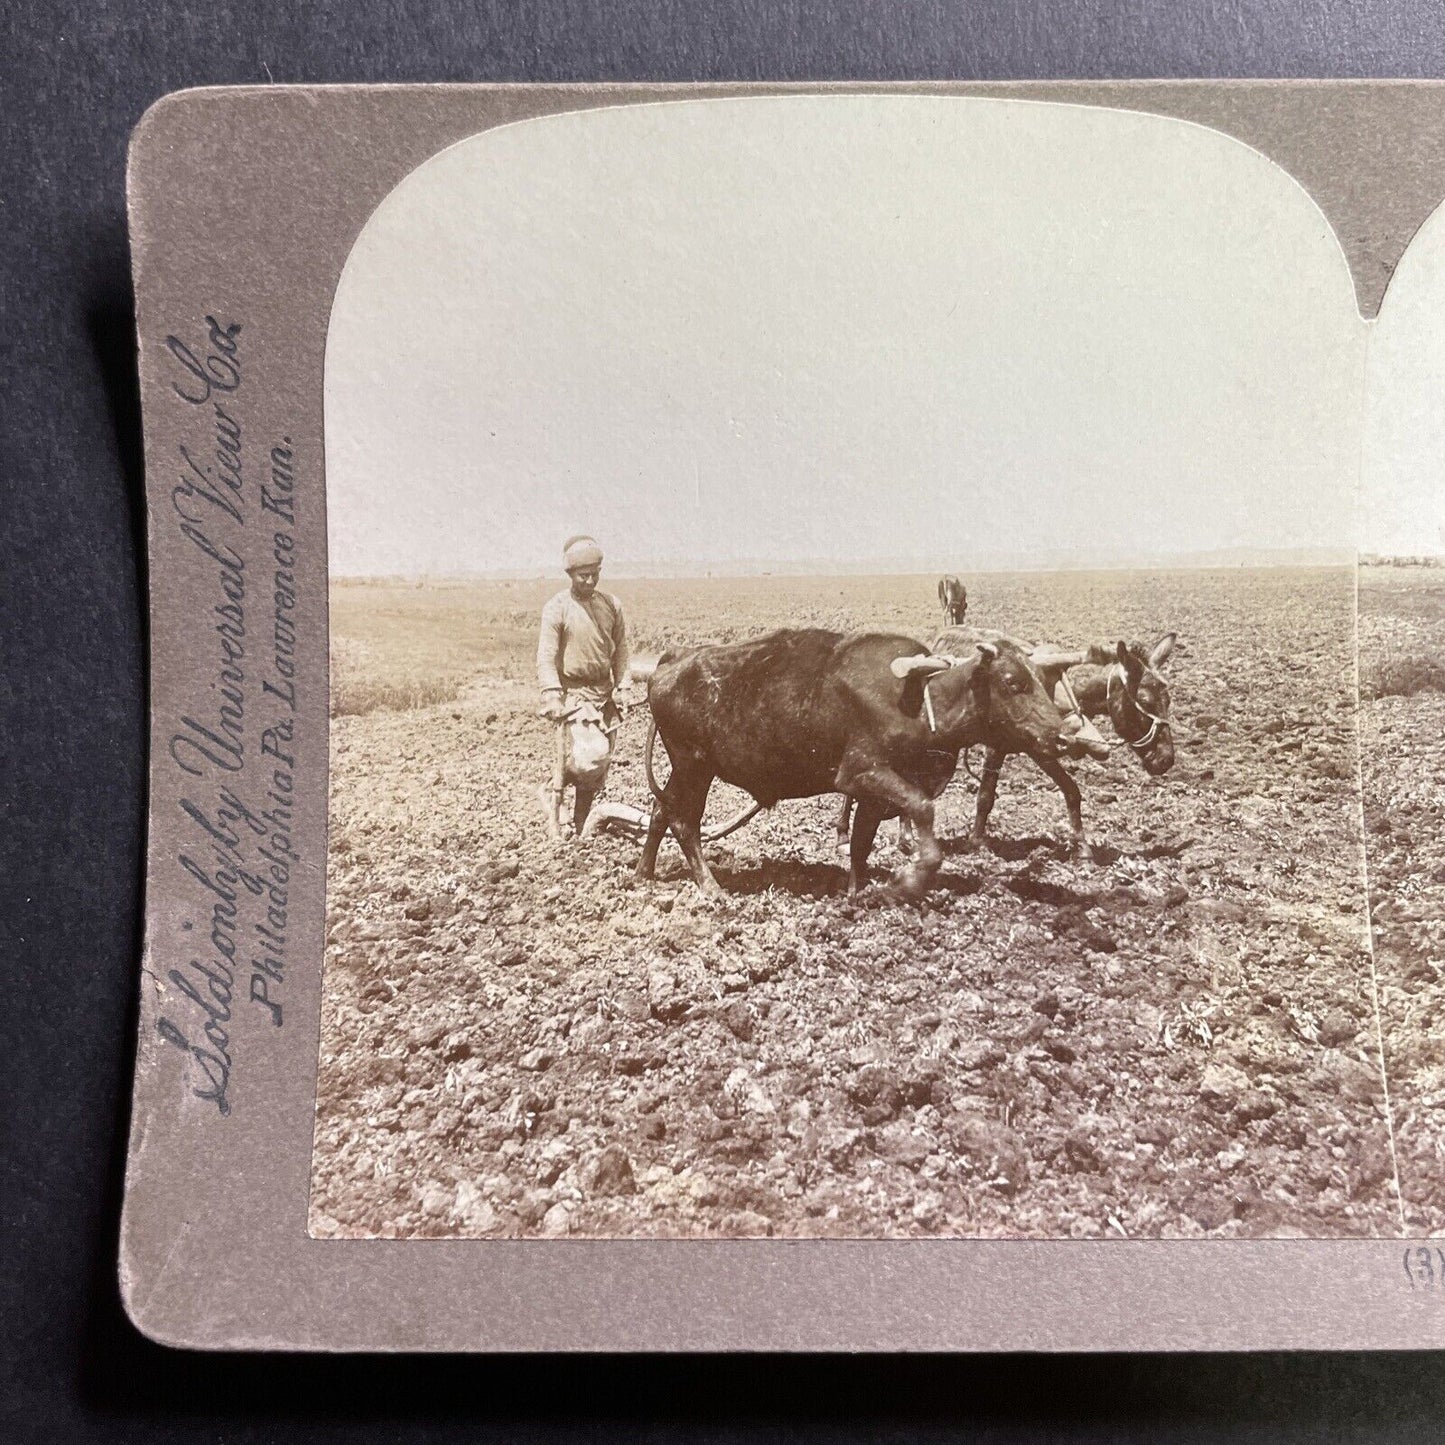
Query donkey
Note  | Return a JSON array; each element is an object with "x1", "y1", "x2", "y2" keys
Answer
[{"x1": 938, "y1": 575, "x2": 968, "y2": 627}]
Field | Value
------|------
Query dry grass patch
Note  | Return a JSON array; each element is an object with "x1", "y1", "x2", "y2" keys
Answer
[
  {"x1": 1362, "y1": 654, "x2": 1445, "y2": 701},
  {"x1": 331, "y1": 675, "x2": 466, "y2": 718}
]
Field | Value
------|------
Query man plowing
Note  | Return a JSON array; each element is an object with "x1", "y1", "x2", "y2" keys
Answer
[{"x1": 535, "y1": 535, "x2": 630, "y2": 839}]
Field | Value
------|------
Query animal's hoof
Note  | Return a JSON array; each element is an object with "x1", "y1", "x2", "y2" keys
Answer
[{"x1": 962, "y1": 832, "x2": 986, "y2": 854}]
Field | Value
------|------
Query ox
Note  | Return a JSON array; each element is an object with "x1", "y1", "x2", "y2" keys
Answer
[
  {"x1": 639, "y1": 629, "x2": 1070, "y2": 898},
  {"x1": 939, "y1": 627, "x2": 1177, "y2": 859},
  {"x1": 833, "y1": 631, "x2": 1110, "y2": 851},
  {"x1": 938, "y1": 575, "x2": 969, "y2": 627}
]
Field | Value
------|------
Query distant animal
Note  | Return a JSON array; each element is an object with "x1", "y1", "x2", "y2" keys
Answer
[
  {"x1": 638, "y1": 628, "x2": 1071, "y2": 898},
  {"x1": 946, "y1": 627, "x2": 1178, "y2": 859},
  {"x1": 938, "y1": 575, "x2": 969, "y2": 627}
]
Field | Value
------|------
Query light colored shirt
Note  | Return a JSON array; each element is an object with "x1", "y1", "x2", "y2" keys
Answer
[{"x1": 537, "y1": 588, "x2": 629, "y2": 696}]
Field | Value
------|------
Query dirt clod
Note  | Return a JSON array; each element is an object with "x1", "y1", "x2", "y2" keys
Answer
[{"x1": 586, "y1": 1145, "x2": 637, "y2": 1196}]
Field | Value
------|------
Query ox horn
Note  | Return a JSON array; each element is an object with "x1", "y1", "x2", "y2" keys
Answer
[
  {"x1": 890, "y1": 653, "x2": 953, "y2": 680},
  {"x1": 1030, "y1": 646, "x2": 1089, "y2": 670},
  {"x1": 975, "y1": 641, "x2": 998, "y2": 662}
]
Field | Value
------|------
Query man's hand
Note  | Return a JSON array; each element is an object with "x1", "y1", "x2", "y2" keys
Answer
[{"x1": 540, "y1": 692, "x2": 566, "y2": 721}]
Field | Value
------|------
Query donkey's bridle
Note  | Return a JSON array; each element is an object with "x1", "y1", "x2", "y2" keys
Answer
[{"x1": 1107, "y1": 663, "x2": 1170, "y2": 752}]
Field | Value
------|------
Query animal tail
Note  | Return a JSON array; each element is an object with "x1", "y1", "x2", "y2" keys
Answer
[
  {"x1": 643, "y1": 713, "x2": 766, "y2": 841},
  {"x1": 643, "y1": 716, "x2": 666, "y2": 801}
]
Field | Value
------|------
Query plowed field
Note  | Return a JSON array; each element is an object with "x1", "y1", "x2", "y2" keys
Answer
[
  {"x1": 1360, "y1": 564, "x2": 1445, "y2": 1235},
  {"x1": 310, "y1": 567, "x2": 1405, "y2": 1239}
]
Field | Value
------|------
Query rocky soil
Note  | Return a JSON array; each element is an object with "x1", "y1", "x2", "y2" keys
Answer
[
  {"x1": 310, "y1": 568, "x2": 1400, "y2": 1239},
  {"x1": 1359, "y1": 565, "x2": 1445, "y2": 1234}
]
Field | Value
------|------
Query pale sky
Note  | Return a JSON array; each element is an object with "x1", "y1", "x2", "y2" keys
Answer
[
  {"x1": 1362, "y1": 197, "x2": 1445, "y2": 557},
  {"x1": 325, "y1": 95, "x2": 1373, "y2": 577}
]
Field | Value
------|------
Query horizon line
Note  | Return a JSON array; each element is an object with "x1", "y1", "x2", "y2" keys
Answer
[{"x1": 330, "y1": 549, "x2": 1368, "y2": 585}]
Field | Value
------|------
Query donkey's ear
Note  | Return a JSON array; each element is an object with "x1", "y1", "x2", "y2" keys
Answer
[
  {"x1": 1117, "y1": 640, "x2": 1142, "y2": 683},
  {"x1": 1148, "y1": 632, "x2": 1178, "y2": 668}
]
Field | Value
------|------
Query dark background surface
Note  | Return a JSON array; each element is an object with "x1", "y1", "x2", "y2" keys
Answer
[{"x1": 6, "y1": 3, "x2": 1445, "y2": 1440}]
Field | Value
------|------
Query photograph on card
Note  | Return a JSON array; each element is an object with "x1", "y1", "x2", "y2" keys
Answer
[{"x1": 309, "y1": 96, "x2": 1397, "y2": 1241}]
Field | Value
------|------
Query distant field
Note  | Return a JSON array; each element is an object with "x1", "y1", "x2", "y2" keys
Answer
[
  {"x1": 1357, "y1": 564, "x2": 1445, "y2": 700},
  {"x1": 313, "y1": 567, "x2": 1407, "y2": 1240},
  {"x1": 328, "y1": 573, "x2": 981, "y2": 715},
  {"x1": 329, "y1": 579, "x2": 543, "y2": 715},
  {"x1": 331, "y1": 569, "x2": 1363, "y2": 708}
]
